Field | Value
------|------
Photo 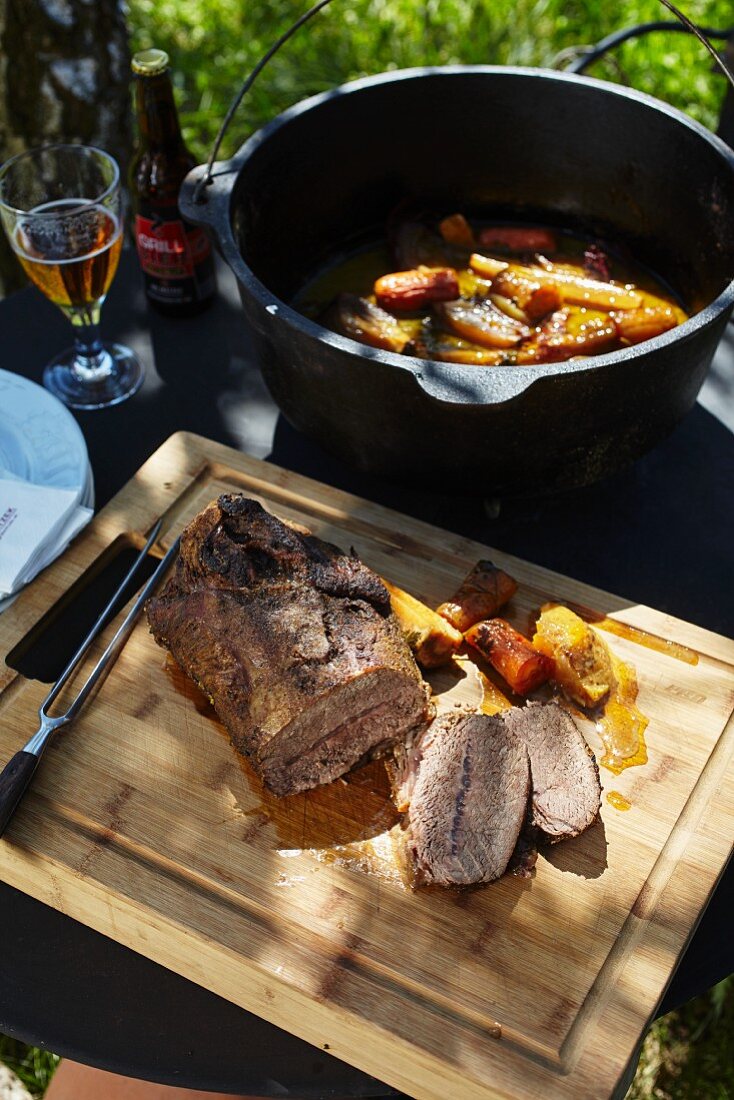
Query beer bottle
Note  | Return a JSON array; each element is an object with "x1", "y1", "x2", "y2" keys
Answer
[{"x1": 130, "y1": 48, "x2": 216, "y2": 315}]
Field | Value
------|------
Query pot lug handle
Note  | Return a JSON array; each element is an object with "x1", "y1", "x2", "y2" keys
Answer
[
  {"x1": 179, "y1": 161, "x2": 237, "y2": 228},
  {"x1": 409, "y1": 359, "x2": 543, "y2": 405}
]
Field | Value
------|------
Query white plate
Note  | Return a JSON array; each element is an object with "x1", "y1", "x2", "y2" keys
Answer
[{"x1": 0, "y1": 369, "x2": 93, "y2": 506}]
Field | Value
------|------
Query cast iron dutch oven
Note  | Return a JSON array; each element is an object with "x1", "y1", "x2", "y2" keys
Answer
[{"x1": 180, "y1": 66, "x2": 734, "y2": 495}]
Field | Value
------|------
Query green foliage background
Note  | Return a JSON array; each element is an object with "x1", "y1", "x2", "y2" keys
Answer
[{"x1": 128, "y1": 0, "x2": 733, "y2": 164}]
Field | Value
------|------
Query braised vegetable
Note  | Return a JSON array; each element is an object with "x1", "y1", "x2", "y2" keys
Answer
[
  {"x1": 533, "y1": 604, "x2": 613, "y2": 707},
  {"x1": 384, "y1": 579, "x2": 463, "y2": 667},
  {"x1": 325, "y1": 293, "x2": 413, "y2": 353},
  {"x1": 435, "y1": 299, "x2": 530, "y2": 349},
  {"x1": 438, "y1": 559, "x2": 519, "y2": 632},
  {"x1": 374, "y1": 267, "x2": 459, "y2": 312},
  {"x1": 531, "y1": 308, "x2": 618, "y2": 362},
  {"x1": 478, "y1": 225, "x2": 558, "y2": 253},
  {"x1": 439, "y1": 213, "x2": 476, "y2": 248},
  {"x1": 465, "y1": 619, "x2": 553, "y2": 694},
  {"x1": 612, "y1": 305, "x2": 679, "y2": 345},
  {"x1": 299, "y1": 213, "x2": 689, "y2": 367},
  {"x1": 414, "y1": 330, "x2": 506, "y2": 365}
]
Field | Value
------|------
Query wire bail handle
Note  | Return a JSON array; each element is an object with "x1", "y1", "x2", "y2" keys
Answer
[
  {"x1": 192, "y1": 0, "x2": 337, "y2": 204},
  {"x1": 191, "y1": 0, "x2": 734, "y2": 206}
]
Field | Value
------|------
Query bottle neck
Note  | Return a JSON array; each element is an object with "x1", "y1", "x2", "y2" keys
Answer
[{"x1": 134, "y1": 71, "x2": 186, "y2": 151}]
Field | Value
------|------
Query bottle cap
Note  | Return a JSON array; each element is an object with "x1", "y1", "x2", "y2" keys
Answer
[{"x1": 132, "y1": 49, "x2": 170, "y2": 75}]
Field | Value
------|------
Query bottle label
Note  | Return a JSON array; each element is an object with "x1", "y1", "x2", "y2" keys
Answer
[
  {"x1": 135, "y1": 214, "x2": 210, "y2": 278},
  {"x1": 134, "y1": 207, "x2": 214, "y2": 305}
]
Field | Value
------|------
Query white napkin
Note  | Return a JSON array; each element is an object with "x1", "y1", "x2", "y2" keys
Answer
[{"x1": 0, "y1": 476, "x2": 92, "y2": 599}]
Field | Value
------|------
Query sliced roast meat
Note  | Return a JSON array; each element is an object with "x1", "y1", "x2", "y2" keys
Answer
[
  {"x1": 502, "y1": 701, "x2": 601, "y2": 843},
  {"x1": 403, "y1": 711, "x2": 530, "y2": 886},
  {"x1": 147, "y1": 496, "x2": 433, "y2": 797}
]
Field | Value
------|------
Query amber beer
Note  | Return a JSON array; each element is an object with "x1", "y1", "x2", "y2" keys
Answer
[
  {"x1": 12, "y1": 199, "x2": 122, "y2": 321},
  {"x1": 130, "y1": 49, "x2": 216, "y2": 315}
]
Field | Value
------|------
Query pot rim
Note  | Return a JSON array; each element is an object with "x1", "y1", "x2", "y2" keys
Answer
[{"x1": 188, "y1": 65, "x2": 734, "y2": 405}]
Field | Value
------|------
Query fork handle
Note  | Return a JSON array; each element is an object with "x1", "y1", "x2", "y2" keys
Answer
[{"x1": 0, "y1": 751, "x2": 40, "y2": 838}]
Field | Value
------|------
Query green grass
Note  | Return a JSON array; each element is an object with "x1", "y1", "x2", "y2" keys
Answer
[
  {"x1": 0, "y1": 1035, "x2": 59, "y2": 1098},
  {"x1": 128, "y1": 0, "x2": 733, "y2": 164}
]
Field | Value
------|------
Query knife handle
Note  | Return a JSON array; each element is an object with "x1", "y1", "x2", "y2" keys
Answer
[{"x1": 0, "y1": 751, "x2": 40, "y2": 838}]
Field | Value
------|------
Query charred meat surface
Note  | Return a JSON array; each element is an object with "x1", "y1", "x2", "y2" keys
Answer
[
  {"x1": 146, "y1": 496, "x2": 433, "y2": 796},
  {"x1": 503, "y1": 701, "x2": 602, "y2": 843},
  {"x1": 400, "y1": 711, "x2": 531, "y2": 886}
]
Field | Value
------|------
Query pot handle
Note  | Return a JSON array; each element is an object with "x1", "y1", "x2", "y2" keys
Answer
[
  {"x1": 187, "y1": 0, "x2": 733, "y2": 210},
  {"x1": 409, "y1": 358, "x2": 544, "y2": 406},
  {"x1": 190, "y1": 0, "x2": 337, "y2": 207}
]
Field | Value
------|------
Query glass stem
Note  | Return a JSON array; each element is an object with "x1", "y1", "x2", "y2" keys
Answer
[{"x1": 70, "y1": 307, "x2": 114, "y2": 384}]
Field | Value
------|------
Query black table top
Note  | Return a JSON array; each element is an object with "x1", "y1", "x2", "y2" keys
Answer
[{"x1": 0, "y1": 249, "x2": 732, "y2": 1097}]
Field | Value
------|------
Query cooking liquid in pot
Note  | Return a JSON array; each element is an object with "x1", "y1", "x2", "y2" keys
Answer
[{"x1": 294, "y1": 220, "x2": 688, "y2": 367}]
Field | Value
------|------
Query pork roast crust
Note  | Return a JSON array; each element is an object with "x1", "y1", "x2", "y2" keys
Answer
[
  {"x1": 146, "y1": 496, "x2": 433, "y2": 796},
  {"x1": 406, "y1": 711, "x2": 531, "y2": 887},
  {"x1": 502, "y1": 701, "x2": 602, "y2": 842}
]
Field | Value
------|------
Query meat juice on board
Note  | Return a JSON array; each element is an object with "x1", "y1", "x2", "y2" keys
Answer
[{"x1": 130, "y1": 48, "x2": 216, "y2": 315}]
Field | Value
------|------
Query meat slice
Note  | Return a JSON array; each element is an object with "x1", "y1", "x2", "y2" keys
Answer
[
  {"x1": 147, "y1": 496, "x2": 433, "y2": 797},
  {"x1": 502, "y1": 701, "x2": 601, "y2": 843},
  {"x1": 402, "y1": 711, "x2": 530, "y2": 886}
]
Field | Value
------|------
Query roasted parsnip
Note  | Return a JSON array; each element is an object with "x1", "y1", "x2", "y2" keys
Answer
[{"x1": 383, "y1": 579, "x2": 463, "y2": 668}]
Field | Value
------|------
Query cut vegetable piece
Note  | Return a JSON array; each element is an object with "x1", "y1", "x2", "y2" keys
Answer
[
  {"x1": 476, "y1": 254, "x2": 643, "y2": 311},
  {"x1": 469, "y1": 252, "x2": 509, "y2": 279},
  {"x1": 478, "y1": 226, "x2": 558, "y2": 252},
  {"x1": 489, "y1": 293, "x2": 530, "y2": 324},
  {"x1": 465, "y1": 619, "x2": 553, "y2": 694},
  {"x1": 439, "y1": 213, "x2": 476, "y2": 248},
  {"x1": 613, "y1": 305, "x2": 680, "y2": 345},
  {"x1": 435, "y1": 299, "x2": 530, "y2": 349},
  {"x1": 384, "y1": 579, "x2": 463, "y2": 668},
  {"x1": 484, "y1": 264, "x2": 562, "y2": 321},
  {"x1": 414, "y1": 331, "x2": 507, "y2": 365},
  {"x1": 535, "y1": 308, "x2": 618, "y2": 361},
  {"x1": 437, "y1": 559, "x2": 519, "y2": 632},
  {"x1": 325, "y1": 293, "x2": 413, "y2": 353},
  {"x1": 533, "y1": 604, "x2": 614, "y2": 707},
  {"x1": 374, "y1": 267, "x2": 460, "y2": 312}
]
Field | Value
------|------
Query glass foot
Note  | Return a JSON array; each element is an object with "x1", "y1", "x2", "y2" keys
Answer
[{"x1": 43, "y1": 343, "x2": 144, "y2": 410}]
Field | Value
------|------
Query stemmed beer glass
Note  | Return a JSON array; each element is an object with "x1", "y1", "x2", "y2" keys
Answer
[{"x1": 0, "y1": 144, "x2": 143, "y2": 409}]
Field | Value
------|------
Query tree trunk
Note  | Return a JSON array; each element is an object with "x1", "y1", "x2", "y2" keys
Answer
[{"x1": 0, "y1": 0, "x2": 131, "y2": 295}]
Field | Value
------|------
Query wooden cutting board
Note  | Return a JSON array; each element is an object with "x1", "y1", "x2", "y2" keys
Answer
[{"x1": 1, "y1": 432, "x2": 733, "y2": 1100}]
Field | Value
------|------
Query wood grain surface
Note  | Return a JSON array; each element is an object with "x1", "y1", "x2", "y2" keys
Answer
[{"x1": 0, "y1": 432, "x2": 732, "y2": 1100}]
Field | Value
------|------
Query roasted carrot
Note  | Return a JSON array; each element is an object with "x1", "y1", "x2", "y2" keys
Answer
[
  {"x1": 438, "y1": 560, "x2": 518, "y2": 632},
  {"x1": 374, "y1": 267, "x2": 459, "y2": 312},
  {"x1": 478, "y1": 226, "x2": 558, "y2": 253},
  {"x1": 465, "y1": 619, "x2": 553, "y2": 694},
  {"x1": 383, "y1": 579, "x2": 463, "y2": 668}
]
